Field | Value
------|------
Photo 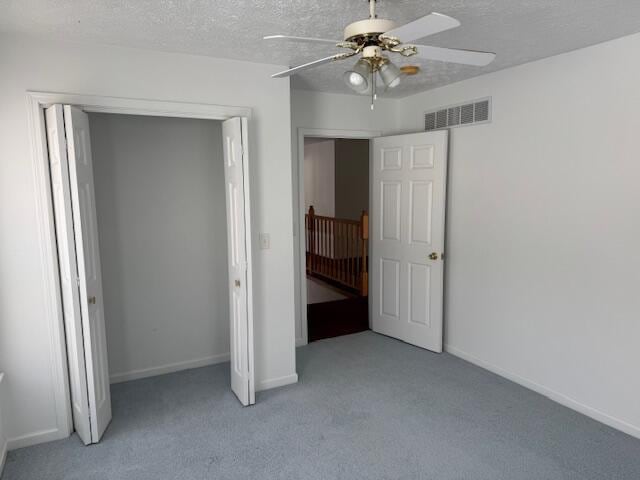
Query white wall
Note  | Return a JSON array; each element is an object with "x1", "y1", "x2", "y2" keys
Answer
[
  {"x1": 0, "y1": 34, "x2": 297, "y2": 448},
  {"x1": 304, "y1": 138, "x2": 335, "y2": 217},
  {"x1": 397, "y1": 32, "x2": 640, "y2": 438},
  {"x1": 291, "y1": 90, "x2": 401, "y2": 343},
  {"x1": 291, "y1": 90, "x2": 400, "y2": 135},
  {"x1": 90, "y1": 114, "x2": 230, "y2": 382},
  {"x1": 335, "y1": 139, "x2": 369, "y2": 221}
]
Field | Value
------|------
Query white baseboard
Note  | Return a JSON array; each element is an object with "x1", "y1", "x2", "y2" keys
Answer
[
  {"x1": 256, "y1": 373, "x2": 298, "y2": 392},
  {"x1": 445, "y1": 344, "x2": 640, "y2": 440},
  {"x1": 109, "y1": 353, "x2": 230, "y2": 384},
  {"x1": 295, "y1": 337, "x2": 307, "y2": 347},
  {"x1": 7, "y1": 427, "x2": 67, "y2": 451}
]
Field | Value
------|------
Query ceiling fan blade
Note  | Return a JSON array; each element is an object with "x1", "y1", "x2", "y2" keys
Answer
[
  {"x1": 383, "y1": 12, "x2": 460, "y2": 43},
  {"x1": 413, "y1": 45, "x2": 496, "y2": 66},
  {"x1": 264, "y1": 35, "x2": 341, "y2": 45},
  {"x1": 271, "y1": 52, "x2": 355, "y2": 78}
]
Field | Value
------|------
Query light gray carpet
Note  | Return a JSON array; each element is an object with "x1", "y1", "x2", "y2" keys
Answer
[{"x1": 3, "y1": 331, "x2": 640, "y2": 479}]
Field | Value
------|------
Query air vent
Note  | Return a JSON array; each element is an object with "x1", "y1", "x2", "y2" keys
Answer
[
  {"x1": 460, "y1": 104, "x2": 474, "y2": 124},
  {"x1": 425, "y1": 112, "x2": 436, "y2": 131},
  {"x1": 447, "y1": 106, "x2": 460, "y2": 126},
  {"x1": 474, "y1": 100, "x2": 490, "y2": 122},
  {"x1": 424, "y1": 97, "x2": 492, "y2": 131}
]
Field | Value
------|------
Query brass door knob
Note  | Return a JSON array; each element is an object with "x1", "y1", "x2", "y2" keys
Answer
[
  {"x1": 235, "y1": 280, "x2": 241, "y2": 287},
  {"x1": 428, "y1": 252, "x2": 438, "y2": 261},
  {"x1": 88, "y1": 296, "x2": 96, "y2": 305}
]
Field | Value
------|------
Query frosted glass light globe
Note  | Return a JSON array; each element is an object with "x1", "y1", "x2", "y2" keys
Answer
[{"x1": 348, "y1": 72, "x2": 365, "y2": 86}]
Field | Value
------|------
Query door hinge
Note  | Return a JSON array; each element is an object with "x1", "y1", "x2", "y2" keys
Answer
[{"x1": 75, "y1": 276, "x2": 81, "y2": 286}]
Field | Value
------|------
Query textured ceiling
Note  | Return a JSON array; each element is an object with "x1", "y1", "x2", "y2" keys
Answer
[{"x1": 2, "y1": 1, "x2": 640, "y2": 98}]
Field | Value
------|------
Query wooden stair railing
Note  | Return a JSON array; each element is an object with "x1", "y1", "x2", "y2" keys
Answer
[{"x1": 305, "y1": 205, "x2": 368, "y2": 296}]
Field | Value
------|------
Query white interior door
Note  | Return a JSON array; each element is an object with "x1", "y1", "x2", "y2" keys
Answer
[
  {"x1": 370, "y1": 130, "x2": 448, "y2": 352},
  {"x1": 222, "y1": 117, "x2": 255, "y2": 406},
  {"x1": 60, "y1": 105, "x2": 112, "y2": 443},
  {"x1": 45, "y1": 105, "x2": 93, "y2": 445}
]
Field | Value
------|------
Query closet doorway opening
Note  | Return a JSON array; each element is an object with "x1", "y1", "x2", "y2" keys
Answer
[{"x1": 35, "y1": 95, "x2": 255, "y2": 445}]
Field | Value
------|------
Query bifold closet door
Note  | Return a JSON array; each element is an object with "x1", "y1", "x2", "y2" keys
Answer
[
  {"x1": 222, "y1": 117, "x2": 256, "y2": 406},
  {"x1": 370, "y1": 130, "x2": 448, "y2": 353},
  {"x1": 45, "y1": 104, "x2": 112, "y2": 444}
]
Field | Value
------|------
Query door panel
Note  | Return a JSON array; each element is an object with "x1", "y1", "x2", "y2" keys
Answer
[
  {"x1": 371, "y1": 131, "x2": 448, "y2": 352},
  {"x1": 408, "y1": 262, "x2": 430, "y2": 326},
  {"x1": 63, "y1": 105, "x2": 112, "y2": 442},
  {"x1": 381, "y1": 182, "x2": 401, "y2": 241},
  {"x1": 222, "y1": 117, "x2": 255, "y2": 406},
  {"x1": 409, "y1": 181, "x2": 433, "y2": 244},
  {"x1": 381, "y1": 147, "x2": 402, "y2": 170},
  {"x1": 380, "y1": 258, "x2": 400, "y2": 319},
  {"x1": 44, "y1": 105, "x2": 93, "y2": 445}
]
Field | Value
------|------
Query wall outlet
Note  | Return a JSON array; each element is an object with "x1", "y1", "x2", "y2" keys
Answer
[{"x1": 259, "y1": 233, "x2": 270, "y2": 250}]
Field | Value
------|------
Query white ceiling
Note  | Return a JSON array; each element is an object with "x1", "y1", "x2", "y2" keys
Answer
[{"x1": 2, "y1": 1, "x2": 639, "y2": 98}]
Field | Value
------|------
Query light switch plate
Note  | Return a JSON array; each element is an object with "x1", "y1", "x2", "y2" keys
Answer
[{"x1": 259, "y1": 233, "x2": 270, "y2": 249}]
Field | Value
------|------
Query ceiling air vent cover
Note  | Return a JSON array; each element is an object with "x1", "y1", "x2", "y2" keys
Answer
[{"x1": 424, "y1": 97, "x2": 491, "y2": 131}]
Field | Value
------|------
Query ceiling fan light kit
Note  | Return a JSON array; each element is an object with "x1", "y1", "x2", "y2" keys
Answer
[
  {"x1": 344, "y1": 58, "x2": 371, "y2": 93},
  {"x1": 379, "y1": 62, "x2": 401, "y2": 89},
  {"x1": 265, "y1": 0, "x2": 496, "y2": 109}
]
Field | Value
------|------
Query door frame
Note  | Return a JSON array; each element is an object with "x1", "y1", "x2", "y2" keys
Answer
[
  {"x1": 26, "y1": 91, "x2": 253, "y2": 445},
  {"x1": 294, "y1": 128, "x2": 381, "y2": 346}
]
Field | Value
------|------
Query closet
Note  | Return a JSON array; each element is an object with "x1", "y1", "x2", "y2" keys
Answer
[{"x1": 45, "y1": 106, "x2": 254, "y2": 444}]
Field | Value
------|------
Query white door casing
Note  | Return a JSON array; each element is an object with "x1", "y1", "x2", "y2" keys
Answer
[
  {"x1": 44, "y1": 105, "x2": 93, "y2": 445},
  {"x1": 222, "y1": 117, "x2": 256, "y2": 406},
  {"x1": 63, "y1": 105, "x2": 112, "y2": 442},
  {"x1": 371, "y1": 131, "x2": 448, "y2": 352}
]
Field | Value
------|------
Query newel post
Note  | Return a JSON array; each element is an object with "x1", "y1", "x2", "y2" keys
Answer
[
  {"x1": 360, "y1": 210, "x2": 369, "y2": 296},
  {"x1": 307, "y1": 205, "x2": 315, "y2": 273}
]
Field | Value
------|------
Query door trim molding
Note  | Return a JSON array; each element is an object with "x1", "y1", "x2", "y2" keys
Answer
[
  {"x1": 25, "y1": 91, "x2": 253, "y2": 446},
  {"x1": 295, "y1": 128, "x2": 381, "y2": 346}
]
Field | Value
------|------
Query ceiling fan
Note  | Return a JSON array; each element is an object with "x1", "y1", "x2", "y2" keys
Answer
[{"x1": 264, "y1": 0, "x2": 495, "y2": 108}]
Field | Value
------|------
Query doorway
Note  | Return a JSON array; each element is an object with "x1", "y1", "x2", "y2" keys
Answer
[
  {"x1": 296, "y1": 128, "x2": 449, "y2": 352},
  {"x1": 41, "y1": 100, "x2": 255, "y2": 445},
  {"x1": 303, "y1": 137, "x2": 370, "y2": 341},
  {"x1": 89, "y1": 113, "x2": 230, "y2": 383}
]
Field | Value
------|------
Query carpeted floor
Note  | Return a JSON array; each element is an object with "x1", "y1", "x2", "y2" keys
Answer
[{"x1": 3, "y1": 332, "x2": 640, "y2": 479}]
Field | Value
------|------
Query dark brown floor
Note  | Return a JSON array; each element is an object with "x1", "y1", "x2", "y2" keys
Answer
[{"x1": 307, "y1": 296, "x2": 369, "y2": 342}]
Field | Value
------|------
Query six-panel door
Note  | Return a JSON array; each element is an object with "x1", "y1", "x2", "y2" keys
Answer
[{"x1": 371, "y1": 131, "x2": 448, "y2": 352}]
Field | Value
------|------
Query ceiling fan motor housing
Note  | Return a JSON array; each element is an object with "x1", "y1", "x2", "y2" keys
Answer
[
  {"x1": 362, "y1": 45, "x2": 383, "y2": 58},
  {"x1": 343, "y1": 18, "x2": 396, "y2": 43}
]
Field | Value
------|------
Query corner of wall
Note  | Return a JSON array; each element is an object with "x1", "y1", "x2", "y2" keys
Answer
[
  {"x1": 445, "y1": 344, "x2": 640, "y2": 440},
  {"x1": 0, "y1": 372, "x2": 7, "y2": 475}
]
